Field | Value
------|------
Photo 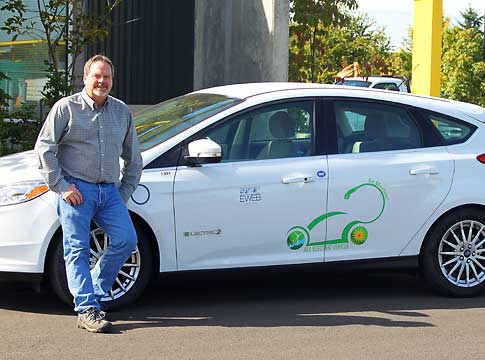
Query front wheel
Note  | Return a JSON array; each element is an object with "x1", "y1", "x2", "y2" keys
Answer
[
  {"x1": 421, "y1": 209, "x2": 485, "y2": 297},
  {"x1": 48, "y1": 222, "x2": 153, "y2": 310}
]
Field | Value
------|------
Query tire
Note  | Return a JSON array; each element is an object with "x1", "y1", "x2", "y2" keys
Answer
[
  {"x1": 48, "y1": 221, "x2": 153, "y2": 310},
  {"x1": 421, "y1": 208, "x2": 485, "y2": 297}
]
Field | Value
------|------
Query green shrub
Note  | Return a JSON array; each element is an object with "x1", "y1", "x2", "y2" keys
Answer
[{"x1": 0, "y1": 71, "x2": 39, "y2": 156}]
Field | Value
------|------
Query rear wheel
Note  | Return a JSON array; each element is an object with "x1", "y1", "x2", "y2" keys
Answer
[
  {"x1": 48, "y1": 222, "x2": 153, "y2": 310},
  {"x1": 422, "y1": 209, "x2": 485, "y2": 297}
]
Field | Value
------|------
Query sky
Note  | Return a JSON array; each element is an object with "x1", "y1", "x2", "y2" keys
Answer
[{"x1": 357, "y1": 0, "x2": 485, "y2": 49}]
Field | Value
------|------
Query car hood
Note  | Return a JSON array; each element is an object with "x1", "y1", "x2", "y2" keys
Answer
[{"x1": 0, "y1": 150, "x2": 43, "y2": 185}]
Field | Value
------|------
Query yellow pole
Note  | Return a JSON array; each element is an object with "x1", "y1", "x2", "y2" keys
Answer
[{"x1": 411, "y1": 0, "x2": 442, "y2": 96}]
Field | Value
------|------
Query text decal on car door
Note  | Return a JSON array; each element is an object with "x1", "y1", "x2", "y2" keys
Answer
[{"x1": 240, "y1": 186, "x2": 262, "y2": 203}]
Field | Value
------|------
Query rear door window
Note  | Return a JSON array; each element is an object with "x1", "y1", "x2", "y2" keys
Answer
[{"x1": 334, "y1": 101, "x2": 423, "y2": 154}]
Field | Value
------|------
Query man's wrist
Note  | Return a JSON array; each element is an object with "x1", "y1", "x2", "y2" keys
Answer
[
  {"x1": 118, "y1": 184, "x2": 133, "y2": 204},
  {"x1": 50, "y1": 178, "x2": 70, "y2": 194}
]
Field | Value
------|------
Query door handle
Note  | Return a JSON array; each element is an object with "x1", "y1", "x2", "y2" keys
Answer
[
  {"x1": 282, "y1": 175, "x2": 316, "y2": 184},
  {"x1": 409, "y1": 167, "x2": 439, "y2": 175}
]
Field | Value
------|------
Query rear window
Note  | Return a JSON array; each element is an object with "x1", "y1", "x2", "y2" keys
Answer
[
  {"x1": 335, "y1": 80, "x2": 371, "y2": 88},
  {"x1": 372, "y1": 83, "x2": 400, "y2": 91},
  {"x1": 423, "y1": 112, "x2": 476, "y2": 145}
]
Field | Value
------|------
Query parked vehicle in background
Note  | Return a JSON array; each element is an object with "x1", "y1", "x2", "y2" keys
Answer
[
  {"x1": 1, "y1": 83, "x2": 485, "y2": 309},
  {"x1": 333, "y1": 62, "x2": 411, "y2": 93},
  {"x1": 335, "y1": 76, "x2": 411, "y2": 93}
]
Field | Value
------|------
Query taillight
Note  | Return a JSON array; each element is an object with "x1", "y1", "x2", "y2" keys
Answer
[{"x1": 476, "y1": 154, "x2": 485, "y2": 163}]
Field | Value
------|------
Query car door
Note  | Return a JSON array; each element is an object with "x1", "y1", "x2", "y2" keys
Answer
[
  {"x1": 324, "y1": 99, "x2": 454, "y2": 262},
  {"x1": 173, "y1": 99, "x2": 328, "y2": 270}
]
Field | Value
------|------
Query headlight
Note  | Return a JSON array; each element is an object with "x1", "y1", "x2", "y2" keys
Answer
[{"x1": 0, "y1": 180, "x2": 49, "y2": 206}]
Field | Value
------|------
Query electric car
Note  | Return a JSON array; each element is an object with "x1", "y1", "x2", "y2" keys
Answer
[{"x1": 1, "y1": 83, "x2": 485, "y2": 308}]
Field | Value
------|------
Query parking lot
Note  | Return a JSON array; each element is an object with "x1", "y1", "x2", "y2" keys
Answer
[{"x1": 2, "y1": 267, "x2": 485, "y2": 359}]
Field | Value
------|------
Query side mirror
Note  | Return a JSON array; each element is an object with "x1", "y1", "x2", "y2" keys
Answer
[{"x1": 185, "y1": 138, "x2": 222, "y2": 165}]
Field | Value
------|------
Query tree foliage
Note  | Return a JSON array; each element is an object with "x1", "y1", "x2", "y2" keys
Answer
[
  {"x1": 441, "y1": 17, "x2": 485, "y2": 106},
  {"x1": 457, "y1": 6, "x2": 484, "y2": 31},
  {"x1": 289, "y1": 0, "x2": 358, "y2": 82},
  {"x1": 289, "y1": 0, "x2": 400, "y2": 83},
  {"x1": 289, "y1": 1, "x2": 484, "y2": 106},
  {"x1": 0, "y1": 72, "x2": 37, "y2": 156}
]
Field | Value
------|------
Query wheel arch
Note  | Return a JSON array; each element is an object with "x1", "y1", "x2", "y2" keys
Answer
[
  {"x1": 419, "y1": 203, "x2": 485, "y2": 267},
  {"x1": 44, "y1": 226, "x2": 63, "y2": 278},
  {"x1": 129, "y1": 210, "x2": 160, "y2": 279},
  {"x1": 43, "y1": 211, "x2": 160, "y2": 279}
]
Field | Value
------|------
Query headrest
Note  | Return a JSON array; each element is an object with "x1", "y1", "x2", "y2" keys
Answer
[
  {"x1": 269, "y1": 111, "x2": 294, "y2": 139},
  {"x1": 364, "y1": 115, "x2": 386, "y2": 138}
]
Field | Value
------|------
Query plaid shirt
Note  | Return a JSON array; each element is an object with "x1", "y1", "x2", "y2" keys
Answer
[{"x1": 35, "y1": 90, "x2": 143, "y2": 202}]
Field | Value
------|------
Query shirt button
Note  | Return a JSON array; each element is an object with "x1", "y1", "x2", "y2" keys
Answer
[{"x1": 101, "y1": 140, "x2": 104, "y2": 143}]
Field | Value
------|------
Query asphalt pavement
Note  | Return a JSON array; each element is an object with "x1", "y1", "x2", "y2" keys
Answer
[{"x1": 1, "y1": 267, "x2": 485, "y2": 360}]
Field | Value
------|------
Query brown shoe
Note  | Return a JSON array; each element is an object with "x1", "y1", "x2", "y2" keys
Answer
[{"x1": 77, "y1": 307, "x2": 112, "y2": 333}]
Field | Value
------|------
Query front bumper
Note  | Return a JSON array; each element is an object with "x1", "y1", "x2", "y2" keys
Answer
[{"x1": 0, "y1": 192, "x2": 59, "y2": 273}]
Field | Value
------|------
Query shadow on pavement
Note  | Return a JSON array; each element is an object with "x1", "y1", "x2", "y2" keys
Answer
[{"x1": 2, "y1": 267, "x2": 485, "y2": 332}]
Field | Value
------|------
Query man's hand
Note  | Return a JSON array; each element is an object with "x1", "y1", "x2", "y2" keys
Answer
[{"x1": 62, "y1": 183, "x2": 83, "y2": 206}]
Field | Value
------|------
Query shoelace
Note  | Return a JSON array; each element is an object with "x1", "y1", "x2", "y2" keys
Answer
[{"x1": 86, "y1": 308, "x2": 106, "y2": 322}]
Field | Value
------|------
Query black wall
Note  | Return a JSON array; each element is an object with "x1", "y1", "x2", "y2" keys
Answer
[{"x1": 88, "y1": 0, "x2": 195, "y2": 104}]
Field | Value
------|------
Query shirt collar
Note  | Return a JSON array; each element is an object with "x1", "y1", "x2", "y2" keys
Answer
[{"x1": 81, "y1": 88, "x2": 109, "y2": 111}]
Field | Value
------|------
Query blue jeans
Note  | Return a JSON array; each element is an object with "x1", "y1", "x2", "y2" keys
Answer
[{"x1": 57, "y1": 177, "x2": 137, "y2": 313}]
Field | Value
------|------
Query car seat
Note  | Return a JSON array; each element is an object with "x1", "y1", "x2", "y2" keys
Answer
[
  {"x1": 257, "y1": 111, "x2": 298, "y2": 159},
  {"x1": 352, "y1": 115, "x2": 388, "y2": 153}
]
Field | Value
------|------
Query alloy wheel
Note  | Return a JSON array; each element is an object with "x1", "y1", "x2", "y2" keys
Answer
[
  {"x1": 89, "y1": 228, "x2": 141, "y2": 301},
  {"x1": 438, "y1": 220, "x2": 485, "y2": 288}
]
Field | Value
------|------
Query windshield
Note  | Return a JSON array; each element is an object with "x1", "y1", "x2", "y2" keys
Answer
[
  {"x1": 134, "y1": 93, "x2": 244, "y2": 151},
  {"x1": 335, "y1": 80, "x2": 372, "y2": 88}
]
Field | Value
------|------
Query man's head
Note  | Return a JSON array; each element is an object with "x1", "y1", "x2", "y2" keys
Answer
[{"x1": 83, "y1": 54, "x2": 114, "y2": 105}]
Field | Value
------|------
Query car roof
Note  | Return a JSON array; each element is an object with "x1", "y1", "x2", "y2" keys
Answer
[
  {"x1": 194, "y1": 82, "x2": 485, "y2": 122},
  {"x1": 195, "y1": 82, "x2": 337, "y2": 99}
]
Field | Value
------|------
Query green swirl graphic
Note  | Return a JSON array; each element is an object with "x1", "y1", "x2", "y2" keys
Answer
[{"x1": 287, "y1": 180, "x2": 387, "y2": 251}]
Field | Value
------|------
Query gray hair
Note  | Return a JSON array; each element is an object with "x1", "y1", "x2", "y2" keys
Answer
[{"x1": 83, "y1": 54, "x2": 114, "y2": 77}]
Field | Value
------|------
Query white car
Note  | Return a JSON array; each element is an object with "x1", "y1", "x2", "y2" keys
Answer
[
  {"x1": 335, "y1": 76, "x2": 411, "y2": 92},
  {"x1": 1, "y1": 83, "x2": 485, "y2": 309}
]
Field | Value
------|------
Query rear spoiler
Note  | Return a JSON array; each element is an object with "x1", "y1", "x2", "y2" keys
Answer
[{"x1": 457, "y1": 102, "x2": 485, "y2": 123}]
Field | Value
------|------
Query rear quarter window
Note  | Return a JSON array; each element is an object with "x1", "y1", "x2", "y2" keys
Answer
[{"x1": 421, "y1": 111, "x2": 477, "y2": 145}]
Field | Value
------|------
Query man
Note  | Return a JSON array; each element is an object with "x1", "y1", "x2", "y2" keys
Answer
[{"x1": 35, "y1": 54, "x2": 143, "y2": 333}]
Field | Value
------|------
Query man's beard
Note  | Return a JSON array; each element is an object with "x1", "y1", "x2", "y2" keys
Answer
[{"x1": 93, "y1": 87, "x2": 110, "y2": 97}]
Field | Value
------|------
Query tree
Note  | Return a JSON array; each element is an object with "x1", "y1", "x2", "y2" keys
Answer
[
  {"x1": 441, "y1": 17, "x2": 485, "y2": 106},
  {"x1": 458, "y1": 6, "x2": 484, "y2": 32},
  {"x1": 289, "y1": 7, "x2": 395, "y2": 84},
  {"x1": 1, "y1": 0, "x2": 121, "y2": 107},
  {"x1": 388, "y1": 28, "x2": 413, "y2": 82},
  {"x1": 289, "y1": 0, "x2": 358, "y2": 82},
  {"x1": 389, "y1": 9, "x2": 484, "y2": 106}
]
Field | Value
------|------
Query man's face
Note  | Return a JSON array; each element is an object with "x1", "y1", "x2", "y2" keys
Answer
[{"x1": 83, "y1": 60, "x2": 113, "y2": 100}]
